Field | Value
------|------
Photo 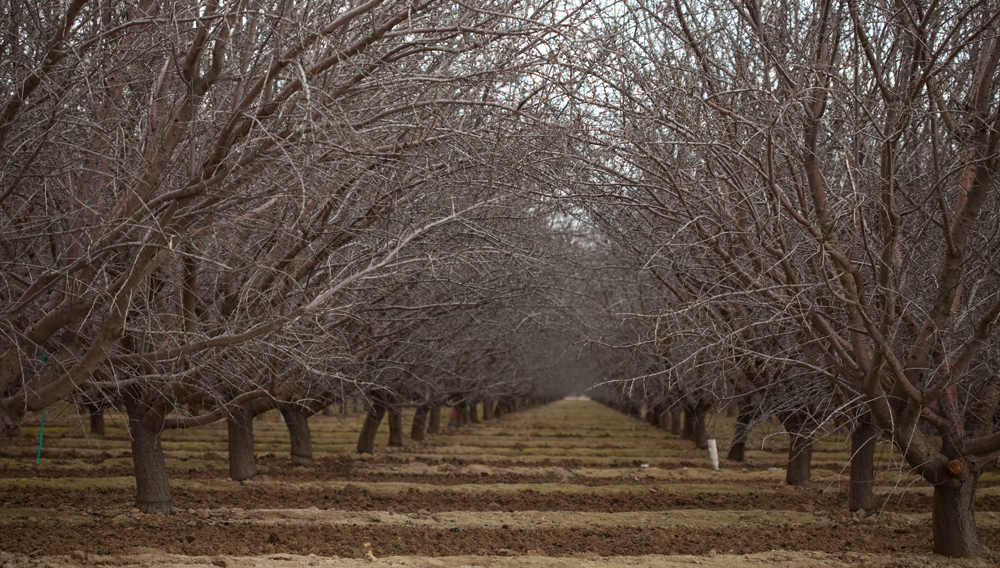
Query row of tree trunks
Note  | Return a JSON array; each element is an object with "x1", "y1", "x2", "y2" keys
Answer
[{"x1": 599, "y1": 394, "x2": 880, "y2": 516}]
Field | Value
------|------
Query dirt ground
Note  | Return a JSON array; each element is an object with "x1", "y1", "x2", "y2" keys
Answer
[{"x1": 1, "y1": 399, "x2": 998, "y2": 567}]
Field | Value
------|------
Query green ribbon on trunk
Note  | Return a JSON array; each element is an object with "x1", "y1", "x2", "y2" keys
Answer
[{"x1": 36, "y1": 409, "x2": 45, "y2": 464}]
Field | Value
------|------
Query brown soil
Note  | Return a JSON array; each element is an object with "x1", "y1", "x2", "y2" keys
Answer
[{"x1": 1, "y1": 399, "x2": 998, "y2": 567}]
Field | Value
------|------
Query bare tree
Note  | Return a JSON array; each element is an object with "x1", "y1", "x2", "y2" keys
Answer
[{"x1": 559, "y1": 0, "x2": 1000, "y2": 556}]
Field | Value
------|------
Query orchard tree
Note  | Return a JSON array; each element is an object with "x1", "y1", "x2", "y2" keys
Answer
[
  {"x1": 0, "y1": 0, "x2": 581, "y2": 512},
  {"x1": 562, "y1": 0, "x2": 1000, "y2": 556}
]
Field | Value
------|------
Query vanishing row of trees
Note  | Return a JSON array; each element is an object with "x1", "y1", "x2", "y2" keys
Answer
[
  {"x1": 0, "y1": 0, "x2": 591, "y2": 514},
  {"x1": 3, "y1": 0, "x2": 1000, "y2": 559}
]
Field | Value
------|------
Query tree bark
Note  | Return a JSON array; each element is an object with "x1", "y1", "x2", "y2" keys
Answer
[
  {"x1": 123, "y1": 394, "x2": 172, "y2": 514},
  {"x1": 227, "y1": 407, "x2": 257, "y2": 481},
  {"x1": 932, "y1": 470, "x2": 984, "y2": 557},
  {"x1": 469, "y1": 401, "x2": 480, "y2": 423},
  {"x1": 848, "y1": 412, "x2": 877, "y2": 512},
  {"x1": 411, "y1": 406, "x2": 428, "y2": 441},
  {"x1": 483, "y1": 399, "x2": 495, "y2": 420},
  {"x1": 727, "y1": 402, "x2": 754, "y2": 462},
  {"x1": 783, "y1": 412, "x2": 813, "y2": 487},
  {"x1": 387, "y1": 405, "x2": 404, "y2": 447},
  {"x1": 681, "y1": 408, "x2": 693, "y2": 440},
  {"x1": 88, "y1": 404, "x2": 105, "y2": 436},
  {"x1": 357, "y1": 402, "x2": 387, "y2": 454},
  {"x1": 460, "y1": 403, "x2": 471, "y2": 425},
  {"x1": 427, "y1": 405, "x2": 441, "y2": 434},
  {"x1": 670, "y1": 409, "x2": 681, "y2": 436},
  {"x1": 627, "y1": 401, "x2": 642, "y2": 419},
  {"x1": 280, "y1": 404, "x2": 313, "y2": 465},
  {"x1": 690, "y1": 404, "x2": 709, "y2": 450},
  {"x1": 447, "y1": 404, "x2": 462, "y2": 432}
]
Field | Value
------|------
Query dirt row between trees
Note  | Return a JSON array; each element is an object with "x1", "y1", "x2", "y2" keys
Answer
[{"x1": 2, "y1": 399, "x2": 998, "y2": 567}]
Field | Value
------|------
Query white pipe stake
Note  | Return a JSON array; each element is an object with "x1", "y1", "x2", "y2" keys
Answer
[{"x1": 707, "y1": 439, "x2": 720, "y2": 471}]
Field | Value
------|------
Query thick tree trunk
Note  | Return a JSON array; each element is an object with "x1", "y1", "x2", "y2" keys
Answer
[
  {"x1": 483, "y1": 399, "x2": 495, "y2": 420},
  {"x1": 357, "y1": 403, "x2": 387, "y2": 454},
  {"x1": 460, "y1": 403, "x2": 471, "y2": 425},
  {"x1": 387, "y1": 406, "x2": 404, "y2": 447},
  {"x1": 645, "y1": 404, "x2": 657, "y2": 426},
  {"x1": 783, "y1": 412, "x2": 813, "y2": 487},
  {"x1": 280, "y1": 405, "x2": 313, "y2": 465},
  {"x1": 932, "y1": 471, "x2": 984, "y2": 557},
  {"x1": 88, "y1": 404, "x2": 105, "y2": 436},
  {"x1": 469, "y1": 401, "x2": 480, "y2": 423},
  {"x1": 411, "y1": 406, "x2": 428, "y2": 441},
  {"x1": 124, "y1": 395, "x2": 172, "y2": 514},
  {"x1": 848, "y1": 413, "x2": 877, "y2": 512},
  {"x1": 727, "y1": 402, "x2": 754, "y2": 462},
  {"x1": 427, "y1": 405, "x2": 441, "y2": 434},
  {"x1": 227, "y1": 407, "x2": 257, "y2": 481}
]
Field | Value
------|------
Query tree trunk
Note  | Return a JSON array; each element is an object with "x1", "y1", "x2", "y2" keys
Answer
[
  {"x1": 783, "y1": 412, "x2": 813, "y2": 487},
  {"x1": 690, "y1": 405, "x2": 709, "y2": 450},
  {"x1": 932, "y1": 471, "x2": 984, "y2": 557},
  {"x1": 848, "y1": 412, "x2": 877, "y2": 512},
  {"x1": 124, "y1": 395, "x2": 172, "y2": 514},
  {"x1": 670, "y1": 409, "x2": 681, "y2": 436},
  {"x1": 280, "y1": 405, "x2": 313, "y2": 465},
  {"x1": 447, "y1": 405, "x2": 462, "y2": 433},
  {"x1": 387, "y1": 406, "x2": 404, "y2": 447},
  {"x1": 227, "y1": 407, "x2": 257, "y2": 481},
  {"x1": 411, "y1": 406, "x2": 428, "y2": 441},
  {"x1": 727, "y1": 402, "x2": 754, "y2": 462},
  {"x1": 88, "y1": 405, "x2": 105, "y2": 436},
  {"x1": 469, "y1": 401, "x2": 480, "y2": 423},
  {"x1": 627, "y1": 401, "x2": 642, "y2": 419},
  {"x1": 681, "y1": 408, "x2": 693, "y2": 440},
  {"x1": 460, "y1": 403, "x2": 471, "y2": 425},
  {"x1": 427, "y1": 405, "x2": 441, "y2": 434},
  {"x1": 483, "y1": 399, "x2": 495, "y2": 420},
  {"x1": 357, "y1": 403, "x2": 387, "y2": 454}
]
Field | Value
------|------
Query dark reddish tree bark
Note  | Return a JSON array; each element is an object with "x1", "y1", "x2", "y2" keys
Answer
[
  {"x1": 427, "y1": 405, "x2": 441, "y2": 434},
  {"x1": 411, "y1": 406, "x2": 428, "y2": 441},
  {"x1": 849, "y1": 412, "x2": 878, "y2": 512},
  {"x1": 123, "y1": 393, "x2": 172, "y2": 514},
  {"x1": 781, "y1": 412, "x2": 815, "y2": 487},
  {"x1": 280, "y1": 404, "x2": 314, "y2": 465},
  {"x1": 387, "y1": 406, "x2": 404, "y2": 447},
  {"x1": 357, "y1": 402, "x2": 387, "y2": 454}
]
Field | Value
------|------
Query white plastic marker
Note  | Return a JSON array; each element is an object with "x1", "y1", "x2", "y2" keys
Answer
[{"x1": 707, "y1": 439, "x2": 720, "y2": 471}]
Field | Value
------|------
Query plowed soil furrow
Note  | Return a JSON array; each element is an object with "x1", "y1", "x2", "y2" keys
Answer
[
  {"x1": 3, "y1": 521, "x2": 997, "y2": 558},
  {"x1": 4, "y1": 482, "x2": 1000, "y2": 514},
  {"x1": 2, "y1": 399, "x2": 998, "y2": 568}
]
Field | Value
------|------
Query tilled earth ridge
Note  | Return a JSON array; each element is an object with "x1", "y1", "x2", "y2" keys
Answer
[{"x1": 1, "y1": 400, "x2": 998, "y2": 567}]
